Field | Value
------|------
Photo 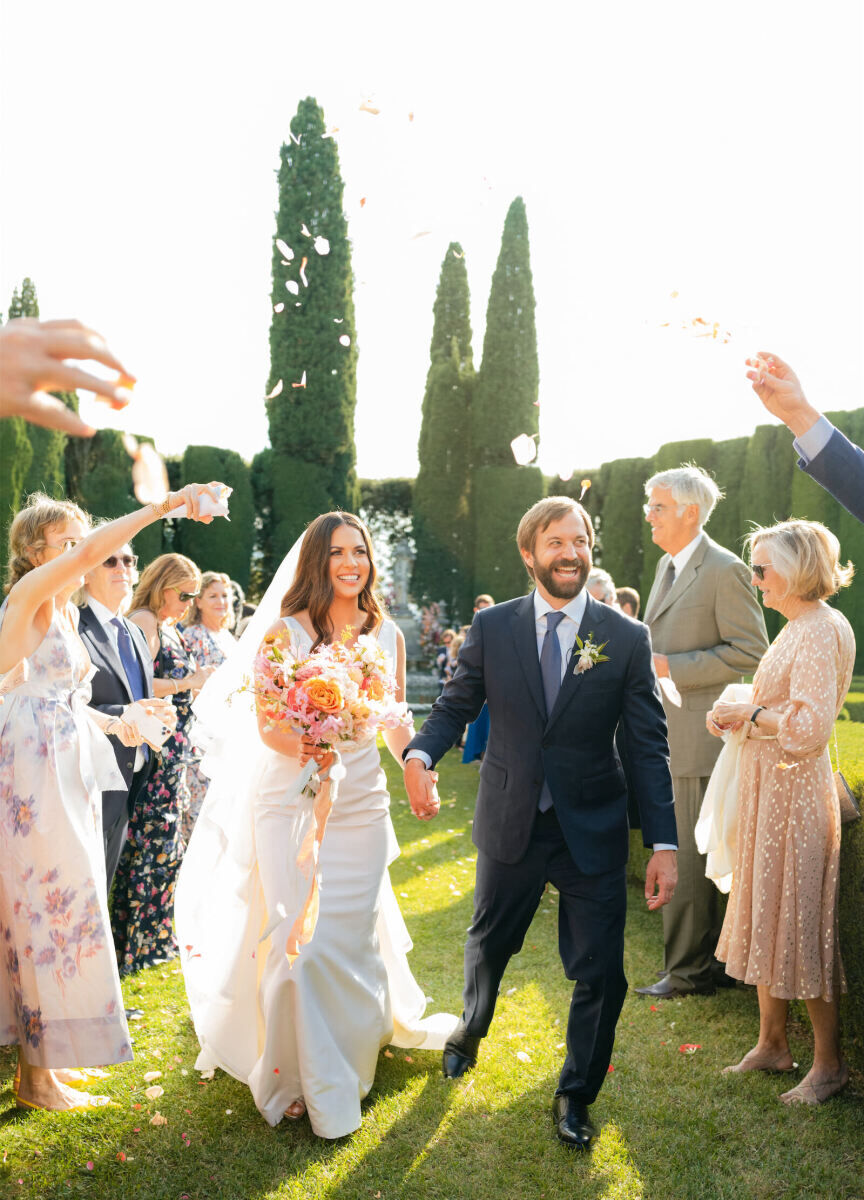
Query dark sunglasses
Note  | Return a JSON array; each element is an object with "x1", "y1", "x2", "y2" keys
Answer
[
  {"x1": 751, "y1": 563, "x2": 769, "y2": 580},
  {"x1": 176, "y1": 590, "x2": 200, "y2": 602},
  {"x1": 102, "y1": 554, "x2": 138, "y2": 569}
]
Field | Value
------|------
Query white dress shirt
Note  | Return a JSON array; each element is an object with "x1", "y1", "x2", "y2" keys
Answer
[
  {"x1": 793, "y1": 414, "x2": 833, "y2": 463},
  {"x1": 84, "y1": 592, "x2": 146, "y2": 772},
  {"x1": 668, "y1": 530, "x2": 705, "y2": 578}
]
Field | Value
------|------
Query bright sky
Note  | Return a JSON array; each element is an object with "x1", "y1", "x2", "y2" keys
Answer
[{"x1": 1, "y1": 2, "x2": 861, "y2": 482}]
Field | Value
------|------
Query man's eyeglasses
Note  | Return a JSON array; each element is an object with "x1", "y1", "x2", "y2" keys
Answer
[
  {"x1": 751, "y1": 563, "x2": 769, "y2": 580},
  {"x1": 643, "y1": 503, "x2": 685, "y2": 517},
  {"x1": 102, "y1": 554, "x2": 138, "y2": 569}
]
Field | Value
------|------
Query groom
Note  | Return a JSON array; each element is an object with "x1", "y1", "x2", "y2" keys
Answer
[{"x1": 404, "y1": 497, "x2": 677, "y2": 1150}]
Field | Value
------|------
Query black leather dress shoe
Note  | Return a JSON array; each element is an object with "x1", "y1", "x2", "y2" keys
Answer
[
  {"x1": 635, "y1": 975, "x2": 715, "y2": 999},
  {"x1": 553, "y1": 1095, "x2": 597, "y2": 1150},
  {"x1": 442, "y1": 1021, "x2": 481, "y2": 1079}
]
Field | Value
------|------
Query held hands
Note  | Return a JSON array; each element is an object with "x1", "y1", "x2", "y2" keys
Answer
[
  {"x1": 645, "y1": 849, "x2": 677, "y2": 911},
  {"x1": 299, "y1": 734, "x2": 335, "y2": 774},
  {"x1": 745, "y1": 351, "x2": 820, "y2": 438},
  {"x1": 0, "y1": 318, "x2": 134, "y2": 436},
  {"x1": 403, "y1": 758, "x2": 441, "y2": 821}
]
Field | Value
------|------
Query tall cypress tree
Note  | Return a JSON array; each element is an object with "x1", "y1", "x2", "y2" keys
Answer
[
  {"x1": 411, "y1": 242, "x2": 475, "y2": 621},
  {"x1": 470, "y1": 198, "x2": 543, "y2": 601},
  {"x1": 265, "y1": 97, "x2": 359, "y2": 560}
]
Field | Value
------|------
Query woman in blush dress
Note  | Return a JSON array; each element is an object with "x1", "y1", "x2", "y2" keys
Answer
[
  {"x1": 181, "y1": 571, "x2": 235, "y2": 841},
  {"x1": 176, "y1": 512, "x2": 456, "y2": 1139},
  {"x1": 0, "y1": 485, "x2": 217, "y2": 1111},
  {"x1": 111, "y1": 555, "x2": 214, "y2": 975},
  {"x1": 708, "y1": 519, "x2": 855, "y2": 1106}
]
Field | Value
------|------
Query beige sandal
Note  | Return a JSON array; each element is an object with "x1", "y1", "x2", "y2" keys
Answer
[{"x1": 780, "y1": 1068, "x2": 849, "y2": 1106}]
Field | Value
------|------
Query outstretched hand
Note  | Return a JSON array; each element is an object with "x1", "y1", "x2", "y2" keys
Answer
[
  {"x1": 0, "y1": 317, "x2": 134, "y2": 435},
  {"x1": 645, "y1": 849, "x2": 677, "y2": 911},
  {"x1": 167, "y1": 483, "x2": 224, "y2": 523},
  {"x1": 745, "y1": 351, "x2": 821, "y2": 438},
  {"x1": 403, "y1": 758, "x2": 441, "y2": 821}
]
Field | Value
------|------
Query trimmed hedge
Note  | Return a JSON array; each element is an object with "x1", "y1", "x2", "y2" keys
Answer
[{"x1": 628, "y1": 719, "x2": 864, "y2": 1071}]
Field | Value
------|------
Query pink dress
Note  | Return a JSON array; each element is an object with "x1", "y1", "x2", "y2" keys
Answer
[
  {"x1": 0, "y1": 604, "x2": 132, "y2": 1067},
  {"x1": 716, "y1": 604, "x2": 855, "y2": 1001}
]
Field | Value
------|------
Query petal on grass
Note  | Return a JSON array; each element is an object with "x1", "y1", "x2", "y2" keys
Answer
[{"x1": 142, "y1": 1071, "x2": 162, "y2": 1082}]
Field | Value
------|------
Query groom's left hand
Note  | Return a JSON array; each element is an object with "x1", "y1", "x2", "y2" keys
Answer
[{"x1": 645, "y1": 849, "x2": 677, "y2": 911}]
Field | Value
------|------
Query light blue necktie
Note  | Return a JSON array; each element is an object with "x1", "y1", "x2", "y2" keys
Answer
[{"x1": 538, "y1": 611, "x2": 565, "y2": 812}]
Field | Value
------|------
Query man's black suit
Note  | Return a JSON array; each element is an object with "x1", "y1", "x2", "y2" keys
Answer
[
  {"x1": 77, "y1": 604, "x2": 155, "y2": 887},
  {"x1": 407, "y1": 592, "x2": 676, "y2": 1103}
]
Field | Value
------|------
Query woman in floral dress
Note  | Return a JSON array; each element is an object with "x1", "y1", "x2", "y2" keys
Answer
[
  {"x1": 0, "y1": 486, "x2": 216, "y2": 1111},
  {"x1": 110, "y1": 554, "x2": 215, "y2": 975},
  {"x1": 180, "y1": 571, "x2": 235, "y2": 841}
]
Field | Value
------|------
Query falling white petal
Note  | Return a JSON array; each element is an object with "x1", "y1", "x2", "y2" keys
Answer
[
  {"x1": 265, "y1": 380, "x2": 283, "y2": 400},
  {"x1": 276, "y1": 239, "x2": 294, "y2": 261},
  {"x1": 286, "y1": 280, "x2": 299, "y2": 295},
  {"x1": 510, "y1": 434, "x2": 538, "y2": 466},
  {"x1": 313, "y1": 236, "x2": 330, "y2": 256},
  {"x1": 339, "y1": 334, "x2": 351, "y2": 347}
]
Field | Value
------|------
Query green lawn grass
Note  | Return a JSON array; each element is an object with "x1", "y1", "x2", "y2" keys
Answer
[{"x1": 2, "y1": 748, "x2": 862, "y2": 1200}]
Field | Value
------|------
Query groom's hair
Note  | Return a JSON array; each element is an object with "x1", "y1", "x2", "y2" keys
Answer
[{"x1": 517, "y1": 497, "x2": 595, "y2": 576}]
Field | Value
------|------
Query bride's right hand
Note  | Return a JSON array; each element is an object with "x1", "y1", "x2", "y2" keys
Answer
[{"x1": 299, "y1": 734, "x2": 335, "y2": 772}]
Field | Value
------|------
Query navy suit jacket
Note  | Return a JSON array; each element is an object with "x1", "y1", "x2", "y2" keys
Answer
[
  {"x1": 800, "y1": 425, "x2": 864, "y2": 523},
  {"x1": 408, "y1": 592, "x2": 677, "y2": 873},
  {"x1": 77, "y1": 604, "x2": 155, "y2": 792}
]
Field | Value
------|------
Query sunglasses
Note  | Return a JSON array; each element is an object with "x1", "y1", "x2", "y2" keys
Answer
[
  {"x1": 102, "y1": 554, "x2": 138, "y2": 569},
  {"x1": 170, "y1": 587, "x2": 200, "y2": 602},
  {"x1": 751, "y1": 564, "x2": 769, "y2": 580}
]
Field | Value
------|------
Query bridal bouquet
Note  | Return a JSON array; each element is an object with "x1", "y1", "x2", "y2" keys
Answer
[{"x1": 251, "y1": 627, "x2": 411, "y2": 748}]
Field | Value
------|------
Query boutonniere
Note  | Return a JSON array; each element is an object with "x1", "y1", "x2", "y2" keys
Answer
[{"x1": 573, "y1": 632, "x2": 609, "y2": 675}]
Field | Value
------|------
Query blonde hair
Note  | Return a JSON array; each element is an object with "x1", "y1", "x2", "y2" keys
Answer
[
  {"x1": 516, "y1": 496, "x2": 595, "y2": 580},
  {"x1": 5, "y1": 492, "x2": 90, "y2": 594},
  {"x1": 130, "y1": 553, "x2": 201, "y2": 618},
  {"x1": 748, "y1": 519, "x2": 854, "y2": 602},
  {"x1": 187, "y1": 571, "x2": 232, "y2": 627}
]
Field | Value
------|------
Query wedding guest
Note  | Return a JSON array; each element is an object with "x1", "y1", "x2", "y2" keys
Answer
[
  {"x1": 111, "y1": 554, "x2": 214, "y2": 974},
  {"x1": 747, "y1": 351, "x2": 864, "y2": 524},
  {"x1": 0, "y1": 484, "x2": 218, "y2": 1111},
  {"x1": 78, "y1": 542, "x2": 174, "y2": 887},
  {"x1": 462, "y1": 595, "x2": 494, "y2": 764},
  {"x1": 587, "y1": 568, "x2": 617, "y2": 606},
  {"x1": 616, "y1": 587, "x2": 640, "y2": 619},
  {"x1": 435, "y1": 629, "x2": 456, "y2": 694},
  {"x1": 227, "y1": 579, "x2": 246, "y2": 633},
  {"x1": 636, "y1": 465, "x2": 768, "y2": 1000},
  {"x1": 176, "y1": 512, "x2": 456, "y2": 1138},
  {"x1": 181, "y1": 571, "x2": 236, "y2": 841},
  {"x1": 708, "y1": 520, "x2": 855, "y2": 1105},
  {"x1": 0, "y1": 317, "x2": 134, "y2": 436}
]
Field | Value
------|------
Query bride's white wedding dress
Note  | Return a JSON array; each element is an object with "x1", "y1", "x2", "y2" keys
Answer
[{"x1": 175, "y1": 616, "x2": 456, "y2": 1139}]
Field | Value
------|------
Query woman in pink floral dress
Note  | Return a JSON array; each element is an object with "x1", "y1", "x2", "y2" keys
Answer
[{"x1": 0, "y1": 485, "x2": 217, "y2": 1111}]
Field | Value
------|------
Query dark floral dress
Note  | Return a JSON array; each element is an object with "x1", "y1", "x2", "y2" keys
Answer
[{"x1": 111, "y1": 623, "x2": 197, "y2": 975}]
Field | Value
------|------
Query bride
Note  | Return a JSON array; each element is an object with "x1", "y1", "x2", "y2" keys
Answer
[{"x1": 175, "y1": 512, "x2": 457, "y2": 1138}]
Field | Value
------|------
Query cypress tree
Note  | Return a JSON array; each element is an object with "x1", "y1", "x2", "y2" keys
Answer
[
  {"x1": 470, "y1": 198, "x2": 543, "y2": 601},
  {"x1": 173, "y1": 445, "x2": 255, "y2": 587},
  {"x1": 412, "y1": 242, "x2": 475, "y2": 621},
  {"x1": 265, "y1": 97, "x2": 359, "y2": 561}
]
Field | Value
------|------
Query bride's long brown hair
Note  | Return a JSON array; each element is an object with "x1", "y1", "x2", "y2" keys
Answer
[{"x1": 280, "y1": 512, "x2": 385, "y2": 648}]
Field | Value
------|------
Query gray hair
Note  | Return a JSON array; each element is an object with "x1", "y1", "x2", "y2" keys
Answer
[
  {"x1": 587, "y1": 567, "x2": 616, "y2": 603},
  {"x1": 644, "y1": 463, "x2": 723, "y2": 526}
]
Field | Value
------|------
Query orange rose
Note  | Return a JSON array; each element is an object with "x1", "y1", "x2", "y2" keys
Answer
[
  {"x1": 363, "y1": 676, "x2": 385, "y2": 702},
  {"x1": 305, "y1": 677, "x2": 344, "y2": 714}
]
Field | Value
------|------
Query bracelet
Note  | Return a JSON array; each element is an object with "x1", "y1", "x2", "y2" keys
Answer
[
  {"x1": 750, "y1": 706, "x2": 765, "y2": 725},
  {"x1": 150, "y1": 496, "x2": 174, "y2": 518}
]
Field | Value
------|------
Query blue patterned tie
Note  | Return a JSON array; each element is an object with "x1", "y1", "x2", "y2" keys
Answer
[
  {"x1": 539, "y1": 611, "x2": 565, "y2": 812},
  {"x1": 111, "y1": 617, "x2": 146, "y2": 701}
]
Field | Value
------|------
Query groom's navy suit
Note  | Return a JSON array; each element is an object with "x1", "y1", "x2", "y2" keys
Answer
[{"x1": 407, "y1": 591, "x2": 676, "y2": 1103}]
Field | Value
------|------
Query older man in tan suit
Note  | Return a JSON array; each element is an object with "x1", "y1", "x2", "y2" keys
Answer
[{"x1": 635, "y1": 466, "x2": 768, "y2": 999}]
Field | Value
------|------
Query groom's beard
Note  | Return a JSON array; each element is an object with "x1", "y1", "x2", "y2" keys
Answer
[{"x1": 533, "y1": 558, "x2": 589, "y2": 600}]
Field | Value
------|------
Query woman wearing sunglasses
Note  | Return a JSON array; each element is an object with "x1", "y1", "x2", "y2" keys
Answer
[
  {"x1": 707, "y1": 520, "x2": 855, "y2": 1106},
  {"x1": 0, "y1": 484, "x2": 219, "y2": 1111},
  {"x1": 111, "y1": 554, "x2": 214, "y2": 975}
]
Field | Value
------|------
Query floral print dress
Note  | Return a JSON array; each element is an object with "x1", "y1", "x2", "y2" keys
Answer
[
  {"x1": 110, "y1": 624, "x2": 197, "y2": 975},
  {"x1": 180, "y1": 622, "x2": 234, "y2": 842},
  {"x1": 0, "y1": 602, "x2": 132, "y2": 1067}
]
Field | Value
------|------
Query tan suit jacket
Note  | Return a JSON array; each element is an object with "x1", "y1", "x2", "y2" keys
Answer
[{"x1": 644, "y1": 532, "x2": 768, "y2": 777}]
